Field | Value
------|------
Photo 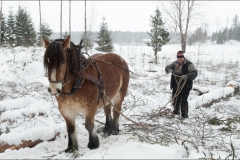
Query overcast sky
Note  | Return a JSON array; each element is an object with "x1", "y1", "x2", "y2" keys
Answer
[{"x1": 2, "y1": 1, "x2": 240, "y2": 33}]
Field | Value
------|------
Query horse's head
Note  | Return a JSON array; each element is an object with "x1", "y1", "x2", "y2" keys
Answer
[{"x1": 42, "y1": 35, "x2": 71, "y2": 96}]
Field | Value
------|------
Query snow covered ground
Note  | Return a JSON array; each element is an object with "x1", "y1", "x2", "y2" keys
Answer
[{"x1": 0, "y1": 41, "x2": 240, "y2": 159}]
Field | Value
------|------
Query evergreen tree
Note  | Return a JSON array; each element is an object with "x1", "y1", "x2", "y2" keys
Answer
[
  {"x1": 82, "y1": 31, "x2": 94, "y2": 50},
  {"x1": 0, "y1": 14, "x2": 6, "y2": 45},
  {"x1": 145, "y1": 8, "x2": 170, "y2": 64},
  {"x1": 95, "y1": 17, "x2": 113, "y2": 52},
  {"x1": 228, "y1": 27, "x2": 234, "y2": 40},
  {"x1": 6, "y1": 7, "x2": 16, "y2": 46},
  {"x1": 203, "y1": 30, "x2": 208, "y2": 42},
  {"x1": 37, "y1": 20, "x2": 53, "y2": 46},
  {"x1": 211, "y1": 32, "x2": 217, "y2": 42},
  {"x1": 232, "y1": 15, "x2": 239, "y2": 28},
  {"x1": 223, "y1": 27, "x2": 229, "y2": 42},
  {"x1": 15, "y1": 5, "x2": 36, "y2": 46},
  {"x1": 217, "y1": 31, "x2": 223, "y2": 44},
  {"x1": 232, "y1": 15, "x2": 239, "y2": 40}
]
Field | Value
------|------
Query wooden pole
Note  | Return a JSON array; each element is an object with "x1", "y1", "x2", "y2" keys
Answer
[
  {"x1": 69, "y1": 0, "x2": 71, "y2": 37},
  {"x1": 39, "y1": 0, "x2": 42, "y2": 46},
  {"x1": 60, "y1": 0, "x2": 62, "y2": 38},
  {"x1": 0, "y1": 0, "x2": 2, "y2": 45},
  {"x1": 85, "y1": 0, "x2": 87, "y2": 53}
]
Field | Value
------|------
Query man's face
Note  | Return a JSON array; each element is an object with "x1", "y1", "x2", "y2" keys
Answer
[{"x1": 177, "y1": 57, "x2": 185, "y2": 64}]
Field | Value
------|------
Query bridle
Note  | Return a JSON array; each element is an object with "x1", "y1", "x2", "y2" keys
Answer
[
  {"x1": 46, "y1": 43, "x2": 76, "y2": 86},
  {"x1": 48, "y1": 76, "x2": 66, "y2": 84}
]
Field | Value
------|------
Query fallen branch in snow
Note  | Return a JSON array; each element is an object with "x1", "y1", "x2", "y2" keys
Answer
[
  {"x1": 191, "y1": 86, "x2": 234, "y2": 108},
  {"x1": 0, "y1": 132, "x2": 60, "y2": 153},
  {"x1": 103, "y1": 91, "x2": 150, "y2": 131}
]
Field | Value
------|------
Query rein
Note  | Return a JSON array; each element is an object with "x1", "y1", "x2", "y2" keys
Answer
[
  {"x1": 156, "y1": 73, "x2": 186, "y2": 115},
  {"x1": 172, "y1": 73, "x2": 187, "y2": 109}
]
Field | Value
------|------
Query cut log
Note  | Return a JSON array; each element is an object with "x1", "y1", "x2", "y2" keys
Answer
[
  {"x1": 0, "y1": 132, "x2": 60, "y2": 153},
  {"x1": 190, "y1": 87, "x2": 234, "y2": 108}
]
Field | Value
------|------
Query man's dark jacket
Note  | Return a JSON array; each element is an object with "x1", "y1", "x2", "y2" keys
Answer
[{"x1": 166, "y1": 60, "x2": 198, "y2": 90}]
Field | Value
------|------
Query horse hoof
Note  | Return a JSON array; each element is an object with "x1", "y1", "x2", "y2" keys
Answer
[
  {"x1": 87, "y1": 142, "x2": 99, "y2": 150},
  {"x1": 65, "y1": 147, "x2": 78, "y2": 153},
  {"x1": 102, "y1": 128, "x2": 112, "y2": 137},
  {"x1": 112, "y1": 130, "x2": 120, "y2": 135}
]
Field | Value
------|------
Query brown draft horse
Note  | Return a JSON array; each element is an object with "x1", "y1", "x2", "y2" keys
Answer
[{"x1": 42, "y1": 35, "x2": 129, "y2": 152}]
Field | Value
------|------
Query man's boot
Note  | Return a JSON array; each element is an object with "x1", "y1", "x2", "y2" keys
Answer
[
  {"x1": 181, "y1": 105, "x2": 188, "y2": 119},
  {"x1": 173, "y1": 109, "x2": 180, "y2": 115}
]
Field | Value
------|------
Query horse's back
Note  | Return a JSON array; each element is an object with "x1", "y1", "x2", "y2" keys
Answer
[{"x1": 91, "y1": 53, "x2": 129, "y2": 100}]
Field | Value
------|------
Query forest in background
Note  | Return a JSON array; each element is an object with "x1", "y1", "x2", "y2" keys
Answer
[
  {"x1": 51, "y1": 31, "x2": 178, "y2": 46},
  {"x1": 1, "y1": 3, "x2": 240, "y2": 47}
]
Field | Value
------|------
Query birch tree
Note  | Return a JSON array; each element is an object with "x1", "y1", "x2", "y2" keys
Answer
[
  {"x1": 162, "y1": 0, "x2": 199, "y2": 53},
  {"x1": 39, "y1": 0, "x2": 42, "y2": 46},
  {"x1": 69, "y1": 0, "x2": 71, "y2": 37},
  {"x1": 60, "y1": 0, "x2": 62, "y2": 38},
  {"x1": 0, "y1": 0, "x2": 2, "y2": 45}
]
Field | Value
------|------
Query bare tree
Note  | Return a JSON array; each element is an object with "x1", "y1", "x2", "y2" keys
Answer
[
  {"x1": 60, "y1": 0, "x2": 62, "y2": 38},
  {"x1": 69, "y1": 0, "x2": 71, "y2": 37},
  {"x1": 82, "y1": 2, "x2": 95, "y2": 53},
  {"x1": 84, "y1": 0, "x2": 87, "y2": 53},
  {"x1": 0, "y1": 0, "x2": 2, "y2": 45},
  {"x1": 39, "y1": 0, "x2": 42, "y2": 46},
  {"x1": 162, "y1": 0, "x2": 199, "y2": 53}
]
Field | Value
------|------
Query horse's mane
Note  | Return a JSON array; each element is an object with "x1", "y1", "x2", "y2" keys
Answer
[{"x1": 44, "y1": 39, "x2": 86, "y2": 78}]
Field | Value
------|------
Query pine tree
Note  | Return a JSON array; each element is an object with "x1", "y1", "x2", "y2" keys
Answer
[
  {"x1": 145, "y1": 8, "x2": 170, "y2": 64},
  {"x1": 95, "y1": 17, "x2": 113, "y2": 52},
  {"x1": 0, "y1": 14, "x2": 6, "y2": 45},
  {"x1": 82, "y1": 31, "x2": 94, "y2": 51},
  {"x1": 232, "y1": 15, "x2": 239, "y2": 40},
  {"x1": 15, "y1": 5, "x2": 36, "y2": 46},
  {"x1": 217, "y1": 31, "x2": 223, "y2": 44},
  {"x1": 6, "y1": 7, "x2": 16, "y2": 46},
  {"x1": 37, "y1": 20, "x2": 53, "y2": 46}
]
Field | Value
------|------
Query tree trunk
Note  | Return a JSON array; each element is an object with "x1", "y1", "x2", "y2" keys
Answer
[
  {"x1": 181, "y1": 37, "x2": 186, "y2": 53},
  {"x1": 154, "y1": 50, "x2": 158, "y2": 64},
  {"x1": 69, "y1": 0, "x2": 71, "y2": 37},
  {"x1": 0, "y1": 0, "x2": 2, "y2": 45},
  {"x1": 85, "y1": 0, "x2": 87, "y2": 54},
  {"x1": 60, "y1": 0, "x2": 62, "y2": 38},
  {"x1": 39, "y1": 0, "x2": 42, "y2": 46},
  {"x1": 162, "y1": 0, "x2": 196, "y2": 54}
]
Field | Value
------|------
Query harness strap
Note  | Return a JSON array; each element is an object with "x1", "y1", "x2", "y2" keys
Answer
[{"x1": 79, "y1": 72, "x2": 101, "y2": 86}]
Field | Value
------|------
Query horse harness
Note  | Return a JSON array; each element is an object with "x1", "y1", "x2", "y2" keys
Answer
[
  {"x1": 47, "y1": 46, "x2": 105, "y2": 105},
  {"x1": 57, "y1": 57, "x2": 105, "y2": 105}
]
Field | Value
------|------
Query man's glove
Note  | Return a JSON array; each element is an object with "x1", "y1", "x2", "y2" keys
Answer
[
  {"x1": 167, "y1": 69, "x2": 173, "y2": 74},
  {"x1": 181, "y1": 75, "x2": 188, "y2": 80}
]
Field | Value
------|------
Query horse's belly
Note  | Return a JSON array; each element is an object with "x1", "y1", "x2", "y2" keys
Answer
[{"x1": 57, "y1": 98, "x2": 87, "y2": 116}]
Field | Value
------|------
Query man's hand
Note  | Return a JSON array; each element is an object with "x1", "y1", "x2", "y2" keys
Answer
[
  {"x1": 167, "y1": 69, "x2": 173, "y2": 74},
  {"x1": 181, "y1": 75, "x2": 188, "y2": 80}
]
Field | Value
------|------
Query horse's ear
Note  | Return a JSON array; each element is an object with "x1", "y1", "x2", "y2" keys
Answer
[
  {"x1": 42, "y1": 36, "x2": 50, "y2": 48},
  {"x1": 62, "y1": 35, "x2": 71, "y2": 50}
]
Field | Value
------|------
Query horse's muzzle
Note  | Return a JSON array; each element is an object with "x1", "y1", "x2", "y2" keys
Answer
[{"x1": 48, "y1": 87, "x2": 61, "y2": 96}]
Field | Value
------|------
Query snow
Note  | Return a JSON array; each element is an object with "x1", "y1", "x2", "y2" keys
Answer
[
  {"x1": 0, "y1": 41, "x2": 240, "y2": 159},
  {"x1": 190, "y1": 87, "x2": 234, "y2": 107}
]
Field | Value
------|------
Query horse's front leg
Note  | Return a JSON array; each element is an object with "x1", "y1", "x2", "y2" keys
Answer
[
  {"x1": 85, "y1": 109, "x2": 99, "y2": 149},
  {"x1": 64, "y1": 118, "x2": 78, "y2": 152}
]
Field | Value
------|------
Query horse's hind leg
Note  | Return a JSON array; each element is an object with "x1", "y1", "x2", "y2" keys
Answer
[
  {"x1": 112, "y1": 99, "x2": 123, "y2": 135},
  {"x1": 64, "y1": 117, "x2": 78, "y2": 152},
  {"x1": 85, "y1": 110, "x2": 99, "y2": 149},
  {"x1": 102, "y1": 104, "x2": 113, "y2": 136}
]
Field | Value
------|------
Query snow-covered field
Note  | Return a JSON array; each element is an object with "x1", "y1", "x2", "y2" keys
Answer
[{"x1": 0, "y1": 41, "x2": 240, "y2": 159}]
